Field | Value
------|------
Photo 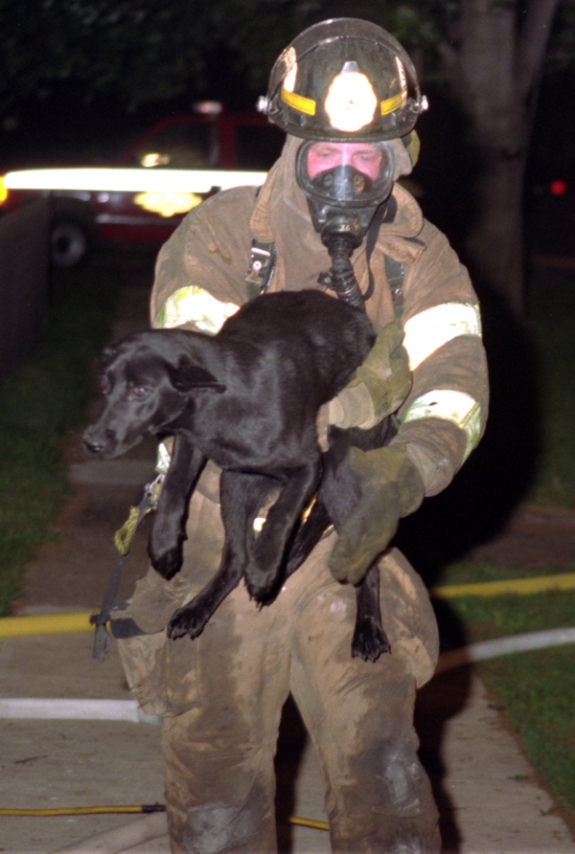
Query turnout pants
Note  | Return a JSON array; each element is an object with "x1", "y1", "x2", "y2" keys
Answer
[{"x1": 115, "y1": 489, "x2": 440, "y2": 854}]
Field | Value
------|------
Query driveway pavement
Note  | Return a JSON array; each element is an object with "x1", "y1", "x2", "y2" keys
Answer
[{"x1": 1, "y1": 254, "x2": 574, "y2": 854}]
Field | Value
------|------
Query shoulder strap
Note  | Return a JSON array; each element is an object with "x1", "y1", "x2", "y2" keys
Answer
[
  {"x1": 363, "y1": 203, "x2": 386, "y2": 302},
  {"x1": 365, "y1": 199, "x2": 405, "y2": 319}
]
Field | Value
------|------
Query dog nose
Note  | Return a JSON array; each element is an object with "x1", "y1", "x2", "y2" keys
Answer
[
  {"x1": 83, "y1": 427, "x2": 115, "y2": 455},
  {"x1": 83, "y1": 436, "x2": 105, "y2": 455}
]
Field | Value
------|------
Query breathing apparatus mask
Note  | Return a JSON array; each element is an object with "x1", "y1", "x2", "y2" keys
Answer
[
  {"x1": 295, "y1": 140, "x2": 395, "y2": 303},
  {"x1": 261, "y1": 17, "x2": 425, "y2": 307}
]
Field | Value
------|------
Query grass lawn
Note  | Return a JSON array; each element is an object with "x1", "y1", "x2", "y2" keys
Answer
[
  {"x1": 525, "y1": 260, "x2": 575, "y2": 506},
  {"x1": 0, "y1": 251, "x2": 126, "y2": 615},
  {"x1": 436, "y1": 558, "x2": 575, "y2": 828},
  {"x1": 396, "y1": 263, "x2": 575, "y2": 831}
]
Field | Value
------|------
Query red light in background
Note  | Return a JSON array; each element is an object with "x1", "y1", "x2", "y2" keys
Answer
[{"x1": 550, "y1": 179, "x2": 568, "y2": 196}]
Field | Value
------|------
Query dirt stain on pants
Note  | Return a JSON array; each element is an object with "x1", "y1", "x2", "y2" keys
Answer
[{"x1": 116, "y1": 488, "x2": 440, "y2": 853}]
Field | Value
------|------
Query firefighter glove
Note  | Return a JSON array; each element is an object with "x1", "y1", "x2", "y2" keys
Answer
[
  {"x1": 328, "y1": 321, "x2": 411, "y2": 430},
  {"x1": 329, "y1": 443, "x2": 425, "y2": 585}
]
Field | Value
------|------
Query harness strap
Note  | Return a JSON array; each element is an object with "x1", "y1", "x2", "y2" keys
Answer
[
  {"x1": 244, "y1": 205, "x2": 404, "y2": 315},
  {"x1": 91, "y1": 474, "x2": 163, "y2": 661},
  {"x1": 365, "y1": 198, "x2": 404, "y2": 319},
  {"x1": 245, "y1": 239, "x2": 277, "y2": 299},
  {"x1": 384, "y1": 255, "x2": 405, "y2": 321},
  {"x1": 364, "y1": 203, "x2": 386, "y2": 302}
]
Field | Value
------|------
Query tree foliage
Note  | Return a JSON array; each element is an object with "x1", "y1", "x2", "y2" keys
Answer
[
  {"x1": 1, "y1": 0, "x2": 573, "y2": 117},
  {"x1": 2, "y1": 0, "x2": 574, "y2": 310},
  {"x1": 0, "y1": 0, "x2": 212, "y2": 114}
]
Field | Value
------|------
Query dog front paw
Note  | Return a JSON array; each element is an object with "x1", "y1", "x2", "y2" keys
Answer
[
  {"x1": 149, "y1": 543, "x2": 183, "y2": 580},
  {"x1": 351, "y1": 617, "x2": 391, "y2": 663},
  {"x1": 244, "y1": 560, "x2": 279, "y2": 603},
  {"x1": 167, "y1": 604, "x2": 208, "y2": 641}
]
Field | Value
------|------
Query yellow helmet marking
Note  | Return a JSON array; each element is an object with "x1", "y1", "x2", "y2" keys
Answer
[
  {"x1": 280, "y1": 87, "x2": 316, "y2": 116},
  {"x1": 380, "y1": 92, "x2": 405, "y2": 116}
]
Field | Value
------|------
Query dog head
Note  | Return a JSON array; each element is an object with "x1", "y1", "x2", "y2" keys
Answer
[{"x1": 83, "y1": 332, "x2": 226, "y2": 459}]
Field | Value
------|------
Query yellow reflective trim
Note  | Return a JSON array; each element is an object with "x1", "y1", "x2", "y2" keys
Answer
[
  {"x1": 380, "y1": 92, "x2": 404, "y2": 116},
  {"x1": 403, "y1": 303, "x2": 482, "y2": 370},
  {"x1": 402, "y1": 390, "x2": 482, "y2": 460},
  {"x1": 155, "y1": 286, "x2": 239, "y2": 334},
  {"x1": 156, "y1": 441, "x2": 172, "y2": 475},
  {"x1": 280, "y1": 88, "x2": 316, "y2": 116}
]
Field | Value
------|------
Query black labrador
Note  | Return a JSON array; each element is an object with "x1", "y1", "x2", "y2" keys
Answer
[{"x1": 83, "y1": 289, "x2": 392, "y2": 660}]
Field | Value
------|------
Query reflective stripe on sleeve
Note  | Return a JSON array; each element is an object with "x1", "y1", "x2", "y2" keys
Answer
[
  {"x1": 156, "y1": 441, "x2": 172, "y2": 475},
  {"x1": 403, "y1": 303, "x2": 482, "y2": 370},
  {"x1": 155, "y1": 286, "x2": 239, "y2": 333},
  {"x1": 402, "y1": 389, "x2": 482, "y2": 460}
]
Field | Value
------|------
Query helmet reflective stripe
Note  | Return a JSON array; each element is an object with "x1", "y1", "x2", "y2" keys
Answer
[
  {"x1": 281, "y1": 82, "x2": 406, "y2": 122},
  {"x1": 155, "y1": 286, "x2": 239, "y2": 334},
  {"x1": 402, "y1": 303, "x2": 482, "y2": 370},
  {"x1": 280, "y1": 87, "x2": 316, "y2": 116},
  {"x1": 402, "y1": 390, "x2": 482, "y2": 460},
  {"x1": 381, "y1": 92, "x2": 405, "y2": 116}
]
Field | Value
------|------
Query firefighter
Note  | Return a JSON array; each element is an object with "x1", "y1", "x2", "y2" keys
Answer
[{"x1": 113, "y1": 17, "x2": 488, "y2": 853}]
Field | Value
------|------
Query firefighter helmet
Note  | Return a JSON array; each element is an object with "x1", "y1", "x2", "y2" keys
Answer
[{"x1": 263, "y1": 17, "x2": 425, "y2": 142}]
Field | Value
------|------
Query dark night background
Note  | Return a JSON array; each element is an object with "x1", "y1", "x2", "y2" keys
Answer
[
  {"x1": 2, "y1": 50, "x2": 574, "y2": 261},
  {"x1": 1, "y1": 24, "x2": 574, "y2": 586}
]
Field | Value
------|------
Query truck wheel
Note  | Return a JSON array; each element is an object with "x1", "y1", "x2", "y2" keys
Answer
[{"x1": 50, "y1": 219, "x2": 90, "y2": 268}]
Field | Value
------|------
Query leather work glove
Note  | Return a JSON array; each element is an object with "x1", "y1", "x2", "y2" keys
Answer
[
  {"x1": 328, "y1": 321, "x2": 411, "y2": 430},
  {"x1": 329, "y1": 443, "x2": 425, "y2": 585}
]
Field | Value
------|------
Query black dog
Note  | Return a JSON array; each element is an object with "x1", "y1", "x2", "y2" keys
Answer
[{"x1": 84, "y1": 289, "x2": 391, "y2": 660}]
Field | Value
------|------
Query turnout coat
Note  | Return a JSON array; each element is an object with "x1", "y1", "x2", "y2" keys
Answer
[{"x1": 114, "y1": 135, "x2": 488, "y2": 716}]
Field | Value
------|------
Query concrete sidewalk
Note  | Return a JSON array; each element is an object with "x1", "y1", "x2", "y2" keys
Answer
[
  {"x1": 2, "y1": 623, "x2": 575, "y2": 853},
  {"x1": 1, "y1": 259, "x2": 575, "y2": 853}
]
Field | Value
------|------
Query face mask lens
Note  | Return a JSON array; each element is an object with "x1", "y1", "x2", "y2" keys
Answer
[
  {"x1": 298, "y1": 141, "x2": 394, "y2": 207},
  {"x1": 306, "y1": 142, "x2": 386, "y2": 179}
]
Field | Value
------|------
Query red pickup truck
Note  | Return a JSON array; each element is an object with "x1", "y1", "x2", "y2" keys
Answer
[{"x1": 0, "y1": 109, "x2": 285, "y2": 267}]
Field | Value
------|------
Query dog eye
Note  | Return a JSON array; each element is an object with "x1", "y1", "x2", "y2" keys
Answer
[{"x1": 132, "y1": 386, "x2": 150, "y2": 399}]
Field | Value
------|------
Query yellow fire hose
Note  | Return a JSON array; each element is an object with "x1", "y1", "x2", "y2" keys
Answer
[
  {"x1": 0, "y1": 804, "x2": 330, "y2": 831},
  {"x1": 430, "y1": 571, "x2": 575, "y2": 599},
  {"x1": 0, "y1": 805, "x2": 162, "y2": 817},
  {"x1": 2, "y1": 573, "x2": 575, "y2": 837},
  {"x1": 2, "y1": 572, "x2": 575, "y2": 640}
]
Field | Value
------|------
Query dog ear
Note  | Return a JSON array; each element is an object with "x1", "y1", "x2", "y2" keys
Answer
[
  {"x1": 166, "y1": 358, "x2": 226, "y2": 394},
  {"x1": 99, "y1": 344, "x2": 118, "y2": 371}
]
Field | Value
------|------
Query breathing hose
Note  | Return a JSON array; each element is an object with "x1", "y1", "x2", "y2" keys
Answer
[
  {"x1": 316, "y1": 220, "x2": 366, "y2": 308},
  {"x1": 319, "y1": 234, "x2": 365, "y2": 308}
]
